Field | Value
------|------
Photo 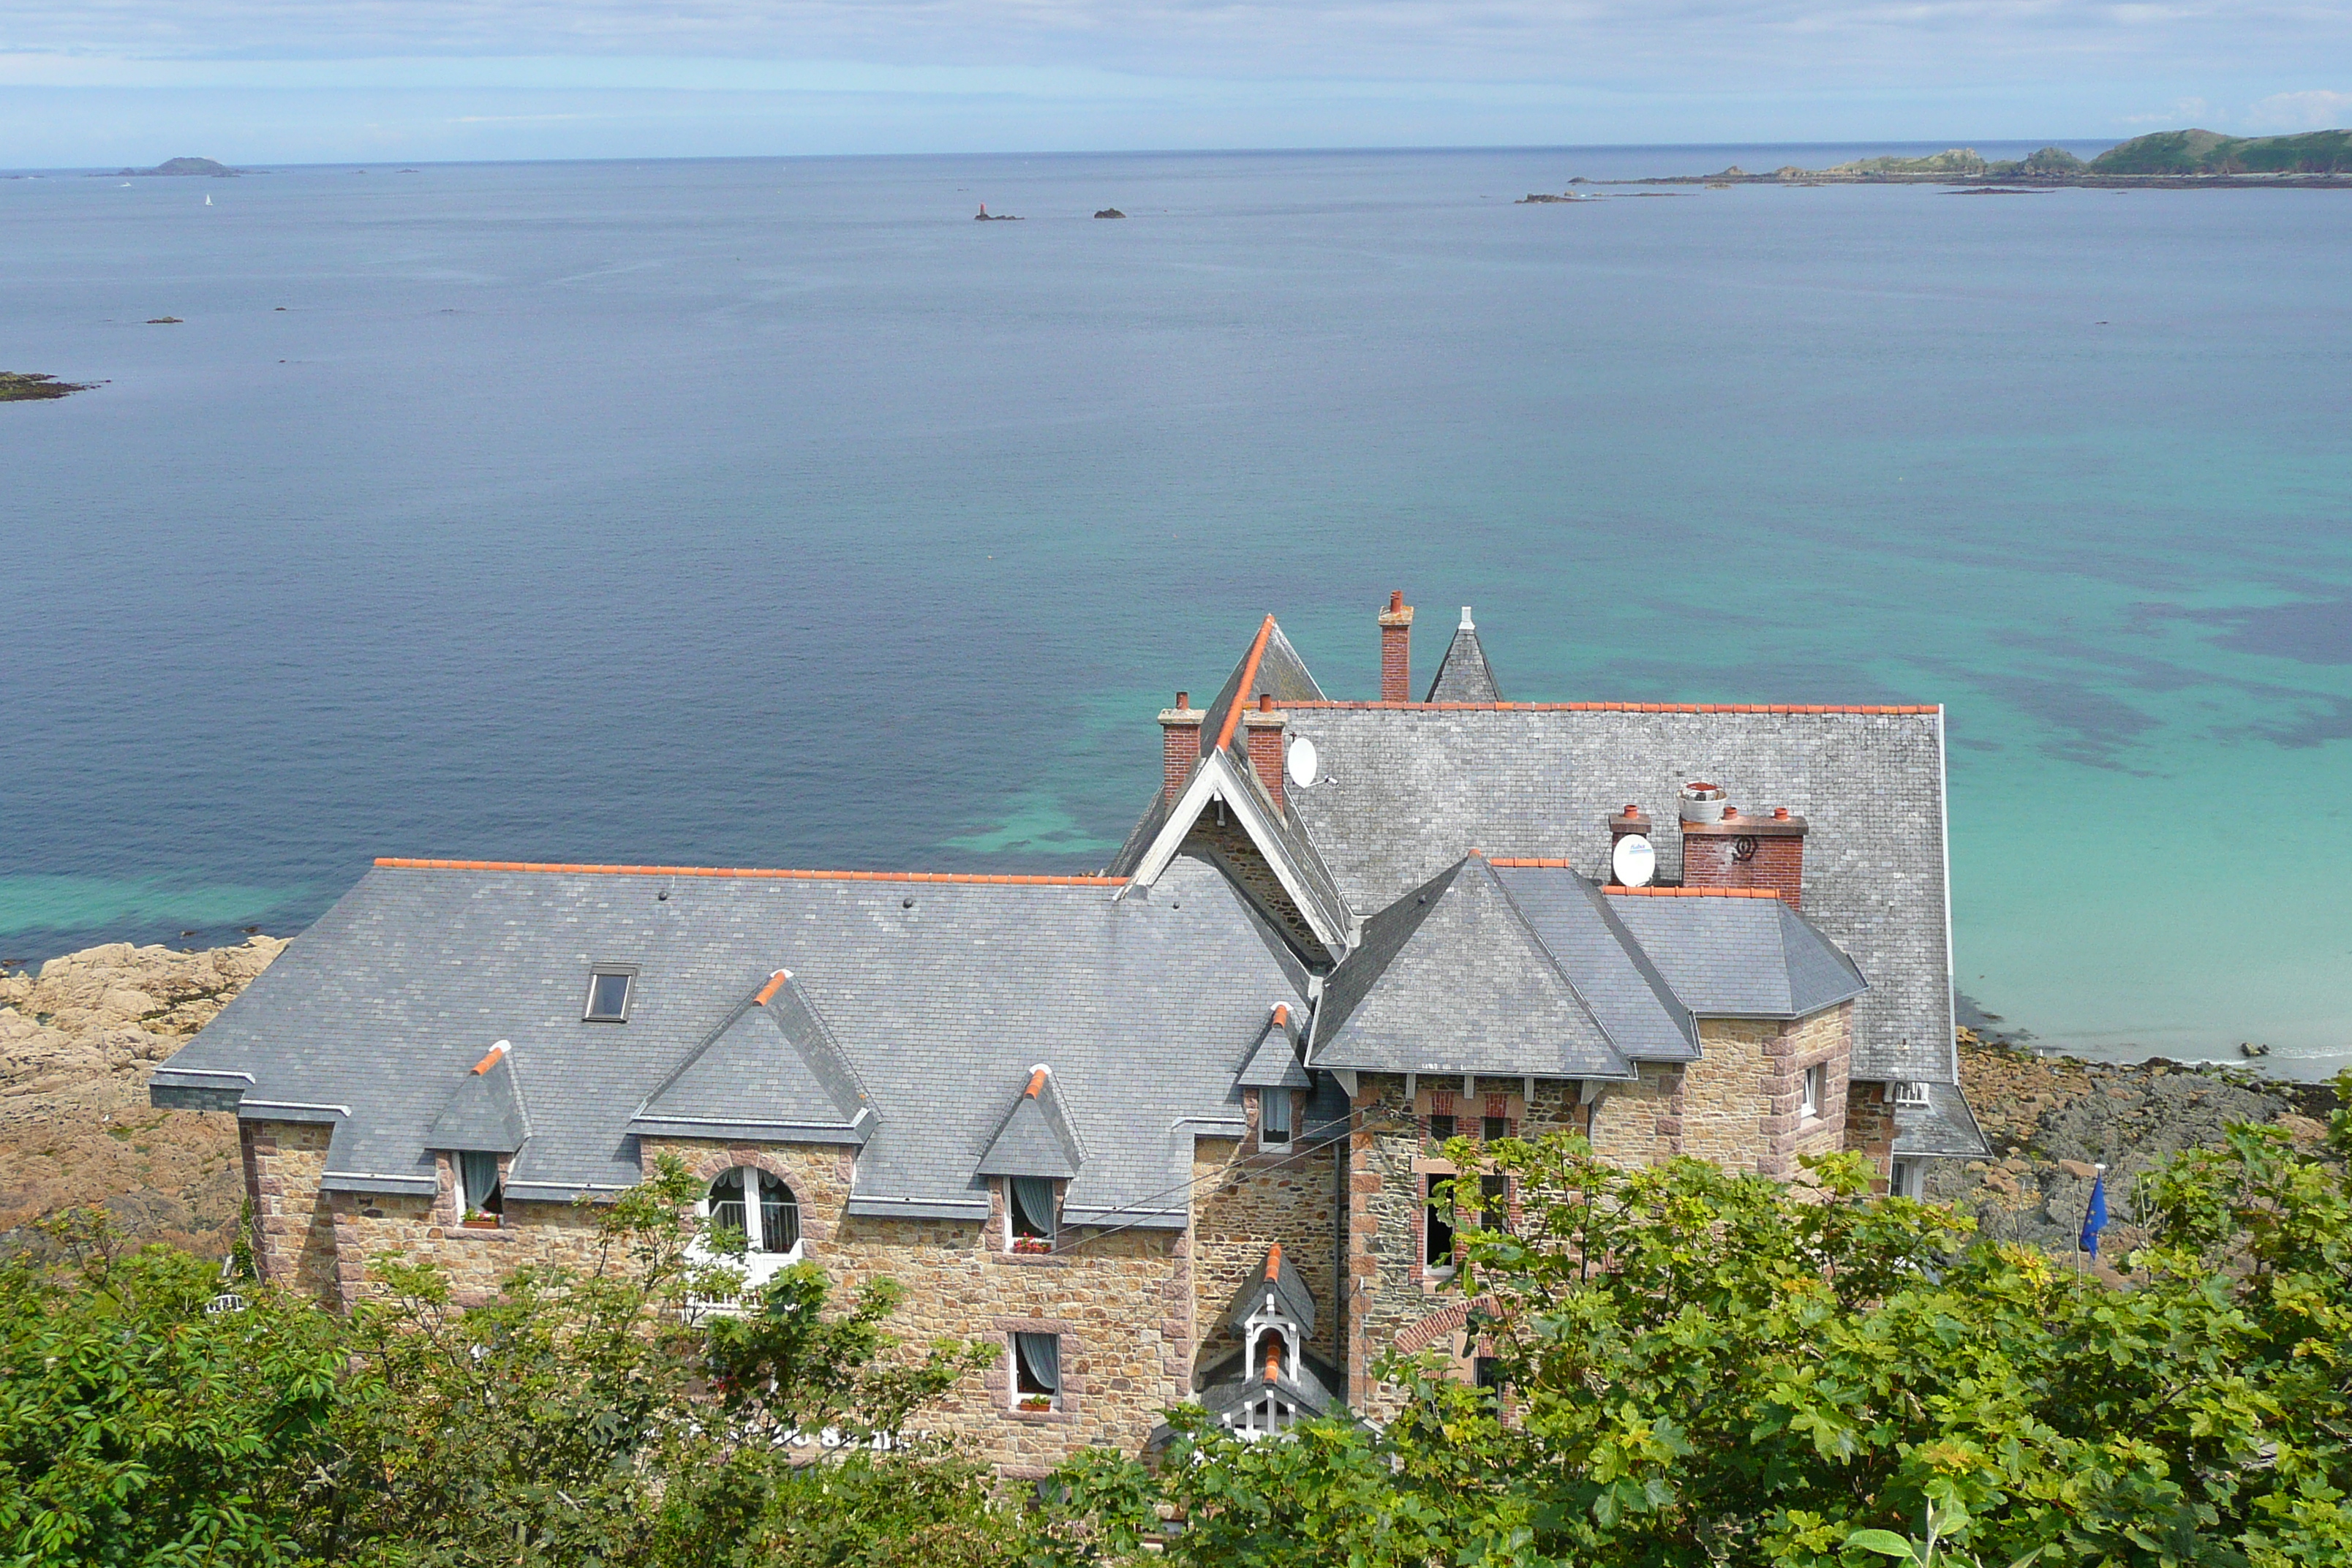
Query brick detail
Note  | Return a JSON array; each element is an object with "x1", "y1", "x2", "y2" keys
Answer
[
  {"x1": 1378, "y1": 593, "x2": 1414, "y2": 704},
  {"x1": 1844, "y1": 1079, "x2": 1899, "y2": 1193},
  {"x1": 1190, "y1": 1132, "x2": 1338, "y2": 1375},
  {"x1": 1159, "y1": 698, "x2": 1204, "y2": 801},
  {"x1": 1243, "y1": 702, "x2": 1288, "y2": 812},
  {"x1": 1678, "y1": 815, "x2": 1806, "y2": 908}
]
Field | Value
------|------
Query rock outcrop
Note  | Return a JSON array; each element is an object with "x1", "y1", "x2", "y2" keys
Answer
[
  {"x1": 0, "y1": 937, "x2": 284, "y2": 1254},
  {"x1": 1929, "y1": 1035, "x2": 2339, "y2": 1267}
]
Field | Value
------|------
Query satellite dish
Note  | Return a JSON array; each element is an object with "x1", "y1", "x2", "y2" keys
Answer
[
  {"x1": 1611, "y1": 834, "x2": 1656, "y2": 888},
  {"x1": 1286, "y1": 735, "x2": 1320, "y2": 790}
]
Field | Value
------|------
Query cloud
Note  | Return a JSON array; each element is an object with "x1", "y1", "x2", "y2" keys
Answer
[
  {"x1": 4, "y1": 0, "x2": 2349, "y2": 86},
  {"x1": 2245, "y1": 88, "x2": 2352, "y2": 129},
  {"x1": 2120, "y1": 94, "x2": 2209, "y2": 124}
]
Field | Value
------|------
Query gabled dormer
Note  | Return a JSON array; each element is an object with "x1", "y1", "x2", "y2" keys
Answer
[
  {"x1": 1108, "y1": 615, "x2": 1357, "y2": 965},
  {"x1": 1197, "y1": 1243, "x2": 1338, "y2": 1437},
  {"x1": 630, "y1": 968, "x2": 875, "y2": 1145},
  {"x1": 977, "y1": 1065, "x2": 1085, "y2": 1251}
]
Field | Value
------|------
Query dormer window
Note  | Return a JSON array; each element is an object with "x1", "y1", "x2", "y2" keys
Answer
[
  {"x1": 1008, "y1": 1177, "x2": 1057, "y2": 1251},
  {"x1": 584, "y1": 968, "x2": 634, "y2": 1022},
  {"x1": 1260, "y1": 1088, "x2": 1292, "y2": 1149},
  {"x1": 457, "y1": 1151, "x2": 503, "y2": 1221}
]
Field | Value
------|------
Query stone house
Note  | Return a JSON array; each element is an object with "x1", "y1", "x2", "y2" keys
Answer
[{"x1": 153, "y1": 594, "x2": 1984, "y2": 1472}]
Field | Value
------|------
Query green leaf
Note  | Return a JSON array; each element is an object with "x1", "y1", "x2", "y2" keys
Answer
[{"x1": 1845, "y1": 1528, "x2": 1923, "y2": 1560}]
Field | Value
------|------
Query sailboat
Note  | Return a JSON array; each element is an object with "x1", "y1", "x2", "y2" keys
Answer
[{"x1": 204, "y1": 194, "x2": 212, "y2": 206}]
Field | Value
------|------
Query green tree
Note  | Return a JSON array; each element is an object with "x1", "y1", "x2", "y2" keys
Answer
[{"x1": 0, "y1": 1210, "x2": 348, "y2": 1567}]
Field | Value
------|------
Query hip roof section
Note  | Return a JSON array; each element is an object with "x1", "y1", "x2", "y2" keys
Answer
[{"x1": 157, "y1": 856, "x2": 1304, "y2": 1222}]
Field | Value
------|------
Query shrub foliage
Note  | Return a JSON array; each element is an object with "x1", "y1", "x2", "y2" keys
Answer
[{"x1": 4, "y1": 1088, "x2": 2348, "y2": 1567}]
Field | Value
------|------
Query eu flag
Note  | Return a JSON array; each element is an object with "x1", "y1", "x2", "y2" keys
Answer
[{"x1": 2078, "y1": 1172, "x2": 2108, "y2": 1259}]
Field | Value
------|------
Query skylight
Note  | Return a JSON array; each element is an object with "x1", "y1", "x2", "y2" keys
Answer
[{"x1": 584, "y1": 968, "x2": 633, "y2": 1022}]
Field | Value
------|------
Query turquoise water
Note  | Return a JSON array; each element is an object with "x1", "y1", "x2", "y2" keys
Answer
[{"x1": 3, "y1": 146, "x2": 2348, "y2": 1076}]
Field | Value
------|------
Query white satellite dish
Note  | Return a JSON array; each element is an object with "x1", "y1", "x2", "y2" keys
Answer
[
  {"x1": 1611, "y1": 834, "x2": 1656, "y2": 888},
  {"x1": 1286, "y1": 734, "x2": 1320, "y2": 790}
]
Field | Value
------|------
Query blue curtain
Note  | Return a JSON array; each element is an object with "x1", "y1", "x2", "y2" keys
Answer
[{"x1": 1011, "y1": 1176, "x2": 1056, "y2": 1237}]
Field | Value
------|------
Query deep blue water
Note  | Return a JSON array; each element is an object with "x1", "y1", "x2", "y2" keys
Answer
[{"x1": 4, "y1": 145, "x2": 2348, "y2": 1076}]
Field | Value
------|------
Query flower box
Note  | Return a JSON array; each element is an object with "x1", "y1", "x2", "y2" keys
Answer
[
  {"x1": 1011, "y1": 1237, "x2": 1054, "y2": 1254},
  {"x1": 1017, "y1": 1396, "x2": 1054, "y2": 1412}
]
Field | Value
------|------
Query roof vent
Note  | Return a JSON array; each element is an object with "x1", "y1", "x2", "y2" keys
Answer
[{"x1": 1678, "y1": 782, "x2": 1728, "y2": 823}]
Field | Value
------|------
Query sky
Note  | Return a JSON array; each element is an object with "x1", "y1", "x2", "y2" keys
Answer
[{"x1": 1, "y1": 1, "x2": 2349, "y2": 165}]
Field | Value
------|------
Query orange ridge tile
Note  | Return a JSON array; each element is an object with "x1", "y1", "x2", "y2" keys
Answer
[
  {"x1": 1602, "y1": 886, "x2": 1782, "y2": 900},
  {"x1": 1280, "y1": 701, "x2": 1938, "y2": 715}
]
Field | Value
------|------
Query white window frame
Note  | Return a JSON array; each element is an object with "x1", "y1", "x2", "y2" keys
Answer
[
  {"x1": 1259, "y1": 1088, "x2": 1294, "y2": 1150},
  {"x1": 1004, "y1": 1176, "x2": 1058, "y2": 1252},
  {"x1": 454, "y1": 1150, "x2": 503, "y2": 1221},
  {"x1": 1889, "y1": 1158, "x2": 1925, "y2": 1200},
  {"x1": 1799, "y1": 1064, "x2": 1824, "y2": 1119},
  {"x1": 1011, "y1": 1330, "x2": 1062, "y2": 1411},
  {"x1": 688, "y1": 1164, "x2": 805, "y2": 1287},
  {"x1": 1892, "y1": 1081, "x2": 1931, "y2": 1108}
]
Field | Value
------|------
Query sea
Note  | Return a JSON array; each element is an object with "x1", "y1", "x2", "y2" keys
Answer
[{"x1": 4, "y1": 144, "x2": 2348, "y2": 1079}]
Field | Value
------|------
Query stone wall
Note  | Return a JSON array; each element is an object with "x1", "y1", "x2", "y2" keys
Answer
[
  {"x1": 644, "y1": 1135, "x2": 1194, "y2": 1477},
  {"x1": 1844, "y1": 1079, "x2": 1898, "y2": 1191},
  {"x1": 1342, "y1": 1074, "x2": 1586, "y2": 1417},
  {"x1": 1189, "y1": 1095, "x2": 1339, "y2": 1376},
  {"x1": 242, "y1": 1119, "x2": 337, "y2": 1303}
]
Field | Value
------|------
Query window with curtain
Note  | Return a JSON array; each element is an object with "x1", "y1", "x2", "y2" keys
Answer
[
  {"x1": 1009, "y1": 1176, "x2": 1056, "y2": 1243},
  {"x1": 1261, "y1": 1088, "x2": 1292, "y2": 1145},
  {"x1": 706, "y1": 1167, "x2": 800, "y2": 1254},
  {"x1": 1013, "y1": 1331, "x2": 1060, "y2": 1405},
  {"x1": 458, "y1": 1150, "x2": 502, "y2": 1217}
]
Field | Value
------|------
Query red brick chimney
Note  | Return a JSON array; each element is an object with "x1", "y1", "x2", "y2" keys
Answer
[
  {"x1": 1678, "y1": 783, "x2": 1807, "y2": 908},
  {"x1": 1243, "y1": 693, "x2": 1288, "y2": 810},
  {"x1": 1158, "y1": 692, "x2": 1203, "y2": 801},
  {"x1": 1379, "y1": 590, "x2": 1414, "y2": 702}
]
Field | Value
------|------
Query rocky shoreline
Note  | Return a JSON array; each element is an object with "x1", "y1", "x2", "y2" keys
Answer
[
  {"x1": 0, "y1": 937, "x2": 283, "y2": 1254},
  {"x1": 1929, "y1": 1033, "x2": 2341, "y2": 1267}
]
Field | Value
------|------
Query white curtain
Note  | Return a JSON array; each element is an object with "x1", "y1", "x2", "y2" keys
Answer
[{"x1": 1016, "y1": 1331, "x2": 1060, "y2": 1393}]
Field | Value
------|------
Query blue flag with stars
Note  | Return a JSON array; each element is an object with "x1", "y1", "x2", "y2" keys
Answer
[{"x1": 2078, "y1": 1172, "x2": 2108, "y2": 1259}]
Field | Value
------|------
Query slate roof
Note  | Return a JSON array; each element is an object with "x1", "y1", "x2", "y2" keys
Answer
[
  {"x1": 1604, "y1": 893, "x2": 1869, "y2": 1019},
  {"x1": 1235, "y1": 1007, "x2": 1313, "y2": 1090},
  {"x1": 1195, "y1": 617, "x2": 1327, "y2": 774},
  {"x1": 1893, "y1": 1081, "x2": 1989, "y2": 1157},
  {"x1": 1488, "y1": 865, "x2": 1697, "y2": 1062},
  {"x1": 423, "y1": 1044, "x2": 530, "y2": 1154},
  {"x1": 975, "y1": 1068, "x2": 1085, "y2": 1179},
  {"x1": 633, "y1": 971, "x2": 872, "y2": 1144},
  {"x1": 154, "y1": 856, "x2": 1303, "y2": 1222},
  {"x1": 1425, "y1": 610, "x2": 1502, "y2": 703},
  {"x1": 1310, "y1": 858, "x2": 1635, "y2": 1081},
  {"x1": 1281, "y1": 704, "x2": 1953, "y2": 1085},
  {"x1": 1195, "y1": 1346, "x2": 1343, "y2": 1422},
  {"x1": 1224, "y1": 1243, "x2": 1317, "y2": 1337}
]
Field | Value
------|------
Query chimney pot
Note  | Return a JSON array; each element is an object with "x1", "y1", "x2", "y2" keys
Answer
[
  {"x1": 1259, "y1": 692, "x2": 1273, "y2": 712},
  {"x1": 1389, "y1": 589, "x2": 1403, "y2": 613},
  {"x1": 1723, "y1": 805, "x2": 1739, "y2": 821},
  {"x1": 1176, "y1": 690, "x2": 1188, "y2": 709},
  {"x1": 1622, "y1": 804, "x2": 1639, "y2": 818},
  {"x1": 1774, "y1": 806, "x2": 1790, "y2": 821}
]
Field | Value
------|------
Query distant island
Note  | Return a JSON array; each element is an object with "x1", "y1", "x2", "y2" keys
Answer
[
  {"x1": 1, "y1": 372, "x2": 97, "y2": 402},
  {"x1": 1607, "y1": 129, "x2": 2352, "y2": 189},
  {"x1": 110, "y1": 157, "x2": 240, "y2": 177}
]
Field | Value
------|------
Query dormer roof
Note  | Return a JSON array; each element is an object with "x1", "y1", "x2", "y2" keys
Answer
[
  {"x1": 1223, "y1": 1242, "x2": 1317, "y2": 1336},
  {"x1": 975, "y1": 1066, "x2": 1085, "y2": 1179},
  {"x1": 424, "y1": 1039, "x2": 529, "y2": 1153},
  {"x1": 1235, "y1": 1003, "x2": 1313, "y2": 1090},
  {"x1": 630, "y1": 968, "x2": 872, "y2": 1144},
  {"x1": 1311, "y1": 856, "x2": 1635, "y2": 1082}
]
